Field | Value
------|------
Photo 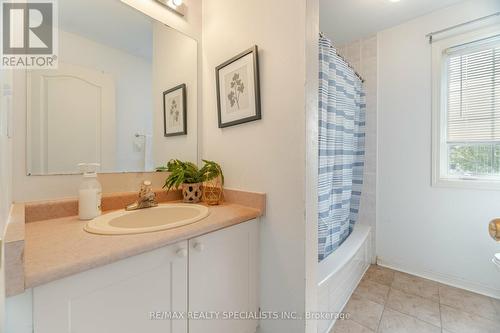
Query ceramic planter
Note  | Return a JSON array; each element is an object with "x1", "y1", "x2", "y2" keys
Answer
[{"x1": 181, "y1": 183, "x2": 202, "y2": 203}]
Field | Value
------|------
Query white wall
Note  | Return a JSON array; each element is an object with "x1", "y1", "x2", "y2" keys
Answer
[
  {"x1": 305, "y1": 2, "x2": 319, "y2": 332},
  {"x1": 11, "y1": 0, "x2": 202, "y2": 202},
  {"x1": 0, "y1": 66, "x2": 14, "y2": 333},
  {"x1": 202, "y1": 0, "x2": 317, "y2": 331},
  {"x1": 378, "y1": 0, "x2": 500, "y2": 297},
  {"x1": 153, "y1": 23, "x2": 198, "y2": 167},
  {"x1": 0, "y1": 70, "x2": 13, "y2": 242}
]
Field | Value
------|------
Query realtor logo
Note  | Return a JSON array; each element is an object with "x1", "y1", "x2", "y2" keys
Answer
[{"x1": 1, "y1": 0, "x2": 58, "y2": 68}]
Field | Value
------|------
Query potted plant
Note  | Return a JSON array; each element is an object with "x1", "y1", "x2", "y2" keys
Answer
[
  {"x1": 158, "y1": 160, "x2": 204, "y2": 203},
  {"x1": 157, "y1": 160, "x2": 224, "y2": 204}
]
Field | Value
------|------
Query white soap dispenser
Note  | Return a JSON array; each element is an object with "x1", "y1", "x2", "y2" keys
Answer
[{"x1": 78, "y1": 163, "x2": 102, "y2": 220}]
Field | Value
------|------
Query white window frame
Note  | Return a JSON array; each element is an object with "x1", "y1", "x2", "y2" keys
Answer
[{"x1": 432, "y1": 25, "x2": 500, "y2": 190}]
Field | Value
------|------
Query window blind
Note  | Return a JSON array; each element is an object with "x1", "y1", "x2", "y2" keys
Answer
[{"x1": 446, "y1": 36, "x2": 500, "y2": 143}]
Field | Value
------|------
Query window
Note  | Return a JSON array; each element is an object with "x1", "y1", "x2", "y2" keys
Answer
[{"x1": 432, "y1": 28, "x2": 500, "y2": 189}]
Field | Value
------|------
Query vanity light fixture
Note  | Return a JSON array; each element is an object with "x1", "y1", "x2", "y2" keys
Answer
[{"x1": 155, "y1": 0, "x2": 186, "y2": 17}]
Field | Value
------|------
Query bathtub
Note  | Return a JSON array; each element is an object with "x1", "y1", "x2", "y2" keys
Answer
[{"x1": 317, "y1": 224, "x2": 373, "y2": 333}]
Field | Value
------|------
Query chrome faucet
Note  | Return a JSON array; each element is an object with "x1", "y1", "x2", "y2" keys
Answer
[{"x1": 126, "y1": 181, "x2": 158, "y2": 211}]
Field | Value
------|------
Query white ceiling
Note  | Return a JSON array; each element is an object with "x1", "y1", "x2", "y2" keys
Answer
[{"x1": 320, "y1": 0, "x2": 468, "y2": 45}]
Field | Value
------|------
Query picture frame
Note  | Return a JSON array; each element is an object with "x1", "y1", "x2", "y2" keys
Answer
[
  {"x1": 216, "y1": 45, "x2": 261, "y2": 128},
  {"x1": 163, "y1": 84, "x2": 187, "y2": 137}
]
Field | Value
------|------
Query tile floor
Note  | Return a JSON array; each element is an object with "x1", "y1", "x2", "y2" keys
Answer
[{"x1": 332, "y1": 265, "x2": 500, "y2": 333}]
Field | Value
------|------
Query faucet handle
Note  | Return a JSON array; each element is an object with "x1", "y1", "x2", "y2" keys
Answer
[
  {"x1": 140, "y1": 180, "x2": 152, "y2": 192},
  {"x1": 126, "y1": 181, "x2": 157, "y2": 210},
  {"x1": 138, "y1": 180, "x2": 154, "y2": 199}
]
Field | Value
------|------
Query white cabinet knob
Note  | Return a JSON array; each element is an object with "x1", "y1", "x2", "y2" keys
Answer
[
  {"x1": 193, "y1": 242, "x2": 204, "y2": 252},
  {"x1": 176, "y1": 248, "x2": 188, "y2": 258}
]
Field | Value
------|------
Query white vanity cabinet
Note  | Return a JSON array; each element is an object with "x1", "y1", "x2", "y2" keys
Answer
[
  {"x1": 33, "y1": 241, "x2": 189, "y2": 333},
  {"x1": 189, "y1": 219, "x2": 259, "y2": 333},
  {"x1": 27, "y1": 219, "x2": 259, "y2": 333}
]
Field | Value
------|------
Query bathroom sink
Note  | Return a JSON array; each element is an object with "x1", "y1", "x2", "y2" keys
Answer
[{"x1": 84, "y1": 204, "x2": 210, "y2": 235}]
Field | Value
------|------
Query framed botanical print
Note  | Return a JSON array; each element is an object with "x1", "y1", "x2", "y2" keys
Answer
[
  {"x1": 163, "y1": 84, "x2": 187, "y2": 137},
  {"x1": 216, "y1": 45, "x2": 261, "y2": 128}
]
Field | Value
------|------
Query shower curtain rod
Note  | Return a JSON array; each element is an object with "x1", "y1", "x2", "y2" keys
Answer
[
  {"x1": 337, "y1": 51, "x2": 365, "y2": 84},
  {"x1": 320, "y1": 32, "x2": 365, "y2": 83},
  {"x1": 426, "y1": 12, "x2": 500, "y2": 43}
]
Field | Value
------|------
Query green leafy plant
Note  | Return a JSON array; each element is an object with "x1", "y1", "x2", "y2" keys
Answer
[
  {"x1": 200, "y1": 159, "x2": 224, "y2": 186},
  {"x1": 157, "y1": 160, "x2": 203, "y2": 192},
  {"x1": 156, "y1": 159, "x2": 224, "y2": 192}
]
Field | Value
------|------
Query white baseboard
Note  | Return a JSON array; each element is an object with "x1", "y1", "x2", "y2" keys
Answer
[{"x1": 377, "y1": 258, "x2": 500, "y2": 300}]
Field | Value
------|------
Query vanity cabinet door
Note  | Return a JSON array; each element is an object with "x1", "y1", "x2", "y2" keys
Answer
[
  {"x1": 188, "y1": 219, "x2": 259, "y2": 333},
  {"x1": 33, "y1": 241, "x2": 188, "y2": 333}
]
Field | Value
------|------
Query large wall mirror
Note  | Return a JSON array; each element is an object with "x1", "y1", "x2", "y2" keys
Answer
[{"x1": 26, "y1": 0, "x2": 198, "y2": 175}]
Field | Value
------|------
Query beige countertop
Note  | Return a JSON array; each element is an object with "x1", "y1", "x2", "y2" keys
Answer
[
  {"x1": 24, "y1": 202, "x2": 261, "y2": 289},
  {"x1": 5, "y1": 189, "x2": 265, "y2": 296}
]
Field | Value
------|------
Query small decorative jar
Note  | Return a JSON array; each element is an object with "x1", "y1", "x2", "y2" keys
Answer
[
  {"x1": 182, "y1": 183, "x2": 202, "y2": 203},
  {"x1": 202, "y1": 176, "x2": 224, "y2": 205}
]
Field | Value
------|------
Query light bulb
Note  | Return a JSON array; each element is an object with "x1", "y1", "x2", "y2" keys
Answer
[{"x1": 172, "y1": 0, "x2": 183, "y2": 6}]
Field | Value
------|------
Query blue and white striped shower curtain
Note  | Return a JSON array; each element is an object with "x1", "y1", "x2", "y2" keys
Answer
[{"x1": 318, "y1": 35, "x2": 366, "y2": 262}]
